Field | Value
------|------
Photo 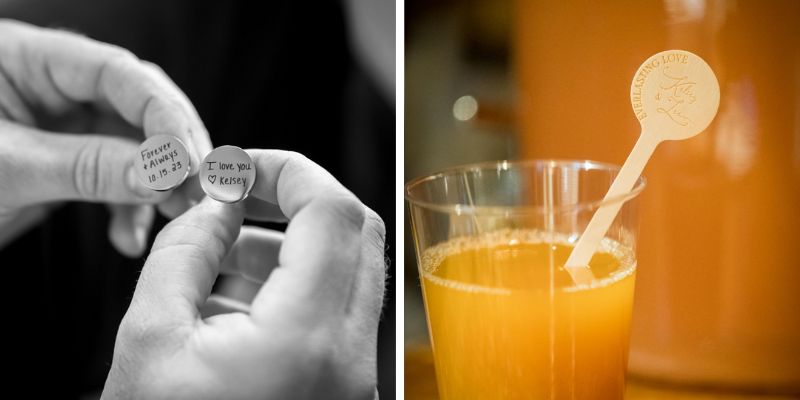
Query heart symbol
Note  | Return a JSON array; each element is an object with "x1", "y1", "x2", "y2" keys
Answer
[{"x1": 208, "y1": 175, "x2": 217, "y2": 184}]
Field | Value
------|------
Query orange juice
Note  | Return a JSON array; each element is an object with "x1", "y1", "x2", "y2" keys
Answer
[{"x1": 420, "y1": 230, "x2": 636, "y2": 399}]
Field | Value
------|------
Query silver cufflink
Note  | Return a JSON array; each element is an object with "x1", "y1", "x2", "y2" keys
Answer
[
  {"x1": 135, "y1": 135, "x2": 191, "y2": 191},
  {"x1": 199, "y1": 145, "x2": 256, "y2": 203}
]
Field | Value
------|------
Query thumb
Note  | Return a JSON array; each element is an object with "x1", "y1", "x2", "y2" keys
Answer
[
  {"x1": 0, "y1": 120, "x2": 170, "y2": 207},
  {"x1": 130, "y1": 197, "x2": 244, "y2": 323}
]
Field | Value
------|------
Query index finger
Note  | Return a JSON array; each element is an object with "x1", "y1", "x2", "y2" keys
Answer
[
  {"x1": 0, "y1": 20, "x2": 212, "y2": 170},
  {"x1": 246, "y1": 150, "x2": 367, "y2": 324}
]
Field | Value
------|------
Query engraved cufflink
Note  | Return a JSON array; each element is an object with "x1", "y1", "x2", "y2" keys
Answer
[
  {"x1": 135, "y1": 135, "x2": 191, "y2": 191},
  {"x1": 199, "y1": 145, "x2": 256, "y2": 203}
]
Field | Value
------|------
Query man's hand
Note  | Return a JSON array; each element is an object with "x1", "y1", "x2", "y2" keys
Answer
[
  {"x1": 0, "y1": 19, "x2": 212, "y2": 255},
  {"x1": 103, "y1": 151, "x2": 386, "y2": 400}
]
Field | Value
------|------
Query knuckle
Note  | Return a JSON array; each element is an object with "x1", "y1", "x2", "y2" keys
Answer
[
  {"x1": 279, "y1": 150, "x2": 311, "y2": 175},
  {"x1": 151, "y1": 217, "x2": 230, "y2": 266},
  {"x1": 278, "y1": 150, "x2": 316, "y2": 176},
  {"x1": 322, "y1": 195, "x2": 366, "y2": 233},
  {"x1": 363, "y1": 206, "x2": 386, "y2": 244},
  {"x1": 117, "y1": 302, "x2": 189, "y2": 353},
  {"x1": 284, "y1": 150, "x2": 310, "y2": 164},
  {"x1": 103, "y1": 45, "x2": 138, "y2": 65},
  {"x1": 47, "y1": 26, "x2": 90, "y2": 42},
  {"x1": 117, "y1": 310, "x2": 165, "y2": 350},
  {"x1": 96, "y1": 47, "x2": 139, "y2": 85},
  {"x1": 72, "y1": 139, "x2": 108, "y2": 199},
  {"x1": 142, "y1": 60, "x2": 168, "y2": 77}
]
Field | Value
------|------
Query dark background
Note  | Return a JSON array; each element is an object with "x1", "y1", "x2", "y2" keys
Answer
[{"x1": 0, "y1": 0, "x2": 395, "y2": 398}]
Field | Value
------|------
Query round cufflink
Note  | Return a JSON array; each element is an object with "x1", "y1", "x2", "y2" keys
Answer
[
  {"x1": 135, "y1": 135, "x2": 191, "y2": 191},
  {"x1": 199, "y1": 145, "x2": 256, "y2": 203}
]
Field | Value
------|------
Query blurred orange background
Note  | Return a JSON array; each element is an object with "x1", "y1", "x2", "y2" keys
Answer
[{"x1": 405, "y1": 0, "x2": 800, "y2": 397}]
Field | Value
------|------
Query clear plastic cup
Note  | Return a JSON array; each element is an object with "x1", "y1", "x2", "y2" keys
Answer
[{"x1": 406, "y1": 160, "x2": 645, "y2": 399}]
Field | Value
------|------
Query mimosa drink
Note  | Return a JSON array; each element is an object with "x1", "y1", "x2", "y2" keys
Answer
[
  {"x1": 421, "y1": 230, "x2": 635, "y2": 399},
  {"x1": 406, "y1": 160, "x2": 644, "y2": 399}
]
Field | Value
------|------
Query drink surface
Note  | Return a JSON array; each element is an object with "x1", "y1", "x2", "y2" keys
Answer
[{"x1": 420, "y1": 230, "x2": 636, "y2": 399}]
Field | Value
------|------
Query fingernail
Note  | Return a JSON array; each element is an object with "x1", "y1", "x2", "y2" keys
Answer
[
  {"x1": 133, "y1": 205, "x2": 153, "y2": 250},
  {"x1": 133, "y1": 222, "x2": 148, "y2": 249},
  {"x1": 190, "y1": 152, "x2": 202, "y2": 177},
  {"x1": 126, "y1": 165, "x2": 156, "y2": 199}
]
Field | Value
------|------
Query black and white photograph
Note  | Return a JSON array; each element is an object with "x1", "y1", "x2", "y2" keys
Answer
[{"x1": 0, "y1": 0, "x2": 394, "y2": 398}]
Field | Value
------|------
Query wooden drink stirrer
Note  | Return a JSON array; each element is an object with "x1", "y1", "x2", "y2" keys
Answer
[{"x1": 564, "y1": 50, "x2": 720, "y2": 285}]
